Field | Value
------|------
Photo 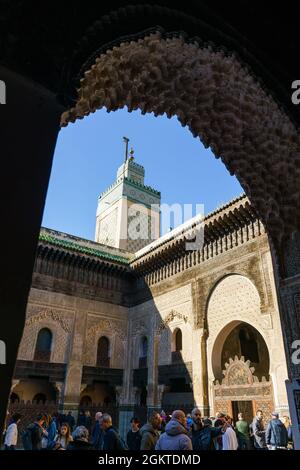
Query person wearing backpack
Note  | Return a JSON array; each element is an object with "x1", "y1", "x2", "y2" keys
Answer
[
  {"x1": 265, "y1": 412, "x2": 288, "y2": 450},
  {"x1": 22, "y1": 414, "x2": 46, "y2": 450},
  {"x1": 101, "y1": 414, "x2": 128, "y2": 450}
]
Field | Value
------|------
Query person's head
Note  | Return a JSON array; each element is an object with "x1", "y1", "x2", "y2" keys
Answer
[
  {"x1": 95, "y1": 412, "x2": 102, "y2": 422},
  {"x1": 60, "y1": 422, "x2": 71, "y2": 440},
  {"x1": 172, "y1": 410, "x2": 186, "y2": 427},
  {"x1": 36, "y1": 414, "x2": 45, "y2": 426},
  {"x1": 149, "y1": 411, "x2": 162, "y2": 430},
  {"x1": 72, "y1": 426, "x2": 89, "y2": 442},
  {"x1": 11, "y1": 413, "x2": 22, "y2": 424},
  {"x1": 271, "y1": 411, "x2": 279, "y2": 420},
  {"x1": 85, "y1": 410, "x2": 90, "y2": 417},
  {"x1": 225, "y1": 415, "x2": 233, "y2": 425},
  {"x1": 283, "y1": 416, "x2": 291, "y2": 427},
  {"x1": 68, "y1": 411, "x2": 72, "y2": 416},
  {"x1": 214, "y1": 413, "x2": 226, "y2": 427},
  {"x1": 45, "y1": 414, "x2": 52, "y2": 426},
  {"x1": 238, "y1": 412, "x2": 244, "y2": 421},
  {"x1": 191, "y1": 408, "x2": 202, "y2": 425},
  {"x1": 100, "y1": 414, "x2": 112, "y2": 431},
  {"x1": 130, "y1": 417, "x2": 141, "y2": 432},
  {"x1": 256, "y1": 410, "x2": 263, "y2": 420}
]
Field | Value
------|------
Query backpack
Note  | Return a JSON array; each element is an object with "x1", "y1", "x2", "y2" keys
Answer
[
  {"x1": 116, "y1": 434, "x2": 129, "y2": 450},
  {"x1": 21, "y1": 427, "x2": 33, "y2": 450},
  {"x1": 271, "y1": 421, "x2": 288, "y2": 447}
]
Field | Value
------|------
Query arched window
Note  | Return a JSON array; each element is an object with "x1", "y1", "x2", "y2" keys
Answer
[
  {"x1": 96, "y1": 336, "x2": 110, "y2": 367},
  {"x1": 175, "y1": 329, "x2": 182, "y2": 351},
  {"x1": 33, "y1": 393, "x2": 47, "y2": 404},
  {"x1": 172, "y1": 329, "x2": 183, "y2": 363},
  {"x1": 80, "y1": 395, "x2": 92, "y2": 407},
  {"x1": 239, "y1": 328, "x2": 259, "y2": 363},
  {"x1": 10, "y1": 392, "x2": 20, "y2": 404},
  {"x1": 34, "y1": 328, "x2": 52, "y2": 361},
  {"x1": 139, "y1": 336, "x2": 148, "y2": 368}
]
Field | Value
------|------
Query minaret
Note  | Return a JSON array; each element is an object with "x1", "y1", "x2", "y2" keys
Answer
[{"x1": 95, "y1": 138, "x2": 161, "y2": 252}]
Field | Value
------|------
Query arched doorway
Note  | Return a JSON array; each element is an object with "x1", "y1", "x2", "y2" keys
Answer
[{"x1": 211, "y1": 321, "x2": 274, "y2": 423}]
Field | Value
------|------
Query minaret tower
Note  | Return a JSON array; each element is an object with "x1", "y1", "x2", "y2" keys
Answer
[{"x1": 95, "y1": 138, "x2": 161, "y2": 252}]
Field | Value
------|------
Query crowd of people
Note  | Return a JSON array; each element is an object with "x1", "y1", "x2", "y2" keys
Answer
[{"x1": 2, "y1": 407, "x2": 293, "y2": 451}]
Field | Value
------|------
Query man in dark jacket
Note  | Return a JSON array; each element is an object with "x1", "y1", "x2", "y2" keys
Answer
[
  {"x1": 251, "y1": 410, "x2": 266, "y2": 449},
  {"x1": 28, "y1": 414, "x2": 46, "y2": 450},
  {"x1": 140, "y1": 412, "x2": 162, "y2": 450},
  {"x1": 92, "y1": 412, "x2": 104, "y2": 450},
  {"x1": 65, "y1": 411, "x2": 75, "y2": 432},
  {"x1": 101, "y1": 414, "x2": 126, "y2": 450},
  {"x1": 265, "y1": 412, "x2": 288, "y2": 449},
  {"x1": 192, "y1": 416, "x2": 223, "y2": 451},
  {"x1": 127, "y1": 417, "x2": 141, "y2": 450}
]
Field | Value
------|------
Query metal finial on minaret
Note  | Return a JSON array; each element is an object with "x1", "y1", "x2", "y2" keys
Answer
[
  {"x1": 129, "y1": 147, "x2": 134, "y2": 160},
  {"x1": 123, "y1": 136, "x2": 129, "y2": 162}
]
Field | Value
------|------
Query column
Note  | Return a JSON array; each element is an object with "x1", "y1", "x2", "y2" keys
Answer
[
  {"x1": 191, "y1": 328, "x2": 209, "y2": 416},
  {"x1": 147, "y1": 333, "x2": 159, "y2": 413},
  {"x1": 0, "y1": 65, "x2": 63, "y2": 434},
  {"x1": 271, "y1": 233, "x2": 300, "y2": 449},
  {"x1": 60, "y1": 309, "x2": 87, "y2": 420},
  {"x1": 118, "y1": 324, "x2": 135, "y2": 439}
]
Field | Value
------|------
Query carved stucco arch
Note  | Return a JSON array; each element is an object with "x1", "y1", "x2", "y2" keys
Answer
[
  {"x1": 210, "y1": 320, "x2": 269, "y2": 382},
  {"x1": 61, "y1": 32, "x2": 300, "y2": 245},
  {"x1": 18, "y1": 314, "x2": 70, "y2": 363},
  {"x1": 205, "y1": 270, "x2": 266, "y2": 319},
  {"x1": 84, "y1": 319, "x2": 126, "y2": 368},
  {"x1": 206, "y1": 275, "x2": 280, "y2": 381}
]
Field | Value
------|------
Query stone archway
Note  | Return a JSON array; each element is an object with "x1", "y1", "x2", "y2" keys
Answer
[
  {"x1": 206, "y1": 275, "x2": 289, "y2": 416},
  {"x1": 210, "y1": 320, "x2": 275, "y2": 422},
  {"x1": 1, "y1": 4, "x2": 300, "y2": 446},
  {"x1": 61, "y1": 32, "x2": 300, "y2": 247}
]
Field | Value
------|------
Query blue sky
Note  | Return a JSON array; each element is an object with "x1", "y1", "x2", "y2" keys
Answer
[{"x1": 42, "y1": 108, "x2": 243, "y2": 240}]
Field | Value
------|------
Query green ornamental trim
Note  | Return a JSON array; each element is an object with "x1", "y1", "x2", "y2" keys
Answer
[{"x1": 39, "y1": 232, "x2": 130, "y2": 264}]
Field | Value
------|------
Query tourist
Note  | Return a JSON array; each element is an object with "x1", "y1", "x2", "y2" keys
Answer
[
  {"x1": 101, "y1": 414, "x2": 127, "y2": 450},
  {"x1": 127, "y1": 417, "x2": 141, "y2": 450},
  {"x1": 140, "y1": 411, "x2": 162, "y2": 450},
  {"x1": 65, "y1": 411, "x2": 75, "y2": 432},
  {"x1": 45, "y1": 413, "x2": 58, "y2": 448},
  {"x1": 186, "y1": 413, "x2": 193, "y2": 431},
  {"x1": 283, "y1": 416, "x2": 293, "y2": 448},
  {"x1": 52, "y1": 422, "x2": 73, "y2": 450},
  {"x1": 4, "y1": 413, "x2": 22, "y2": 450},
  {"x1": 22, "y1": 414, "x2": 46, "y2": 450},
  {"x1": 192, "y1": 415, "x2": 223, "y2": 451},
  {"x1": 160, "y1": 410, "x2": 167, "y2": 432},
  {"x1": 67, "y1": 426, "x2": 94, "y2": 450},
  {"x1": 213, "y1": 414, "x2": 226, "y2": 450},
  {"x1": 222, "y1": 416, "x2": 238, "y2": 450},
  {"x1": 84, "y1": 410, "x2": 92, "y2": 434},
  {"x1": 155, "y1": 410, "x2": 192, "y2": 450},
  {"x1": 251, "y1": 410, "x2": 266, "y2": 449},
  {"x1": 91, "y1": 412, "x2": 104, "y2": 450},
  {"x1": 77, "y1": 410, "x2": 86, "y2": 427},
  {"x1": 265, "y1": 411, "x2": 288, "y2": 450},
  {"x1": 235, "y1": 412, "x2": 251, "y2": 450}
]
